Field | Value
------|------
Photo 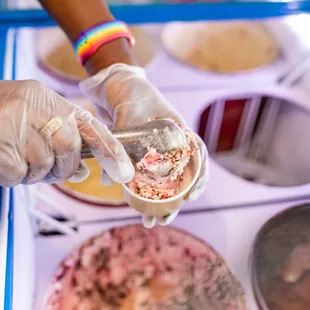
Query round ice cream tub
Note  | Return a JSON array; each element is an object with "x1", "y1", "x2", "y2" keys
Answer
[
  {"x1": 250, "y1": 203, "x2": 310, "y2": 310},
  {"x1": 161, "y1": 21, "x2": 279, "y2": 74},
  {"x1": 54, "y1": 158, "x2": 127, "y2": 207},
  {"x1": 36, "y1": 26, "x2": 157, "y2": 94},
  {"x1": 42, "y1": 224, "x2": 247, "y2": 310},
  {"x1": 53, "y1": 97, "x2": 127, "y2": 207},
  {"x1": 122, "y1": 139, "x2": 203, "y2": 217}
]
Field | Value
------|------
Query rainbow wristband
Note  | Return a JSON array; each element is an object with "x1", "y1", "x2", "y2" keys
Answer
[{"x1": 74, "y1": 20, "x2": 135, "y2": 65}]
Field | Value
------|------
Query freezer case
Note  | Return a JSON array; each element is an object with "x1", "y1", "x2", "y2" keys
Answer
[{"x1": 5, "y1": 12, "x2": 310, "y2": 310}]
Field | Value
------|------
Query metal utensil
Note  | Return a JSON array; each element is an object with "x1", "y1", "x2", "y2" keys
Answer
[{"x1": 81, "y1": 119, "x2": 188, "y2": 162}]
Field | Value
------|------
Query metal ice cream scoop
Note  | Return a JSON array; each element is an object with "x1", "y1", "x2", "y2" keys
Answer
[{"x1": 81, "y1": 119, "x2": 188, "y2": 162}]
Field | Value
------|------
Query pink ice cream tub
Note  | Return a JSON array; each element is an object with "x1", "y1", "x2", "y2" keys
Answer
[{"x1": 43, "y1": 225, "x2": 247, "y2": 310}]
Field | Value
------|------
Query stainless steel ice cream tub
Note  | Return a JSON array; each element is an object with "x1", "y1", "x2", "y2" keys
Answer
[{"x1": 250, "y1": 203, "x2": 310, "y2": 310}]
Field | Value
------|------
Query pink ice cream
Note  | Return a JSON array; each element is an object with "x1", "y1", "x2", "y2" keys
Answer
[
  {"x1": 128, "y1": 121, "x2": 196, "y2": 200},
  {"x1": 44, "y1": 225, "x2": 247, "y2": 310}
]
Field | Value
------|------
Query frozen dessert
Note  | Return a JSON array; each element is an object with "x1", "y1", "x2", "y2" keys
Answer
[
  {"x1": 162, "y1": 21, "x2": 278, "y2": 73},
  {"x1": 44, "y1": 225, "x2": 247, "y2": 310},
  {"x1": 128, "y1": 122, "x2": 196, "y2": 200}
]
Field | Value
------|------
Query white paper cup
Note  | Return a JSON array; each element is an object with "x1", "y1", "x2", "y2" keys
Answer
[{"x1": 122, "y1": 141, "x2": 202, "y2": 217}]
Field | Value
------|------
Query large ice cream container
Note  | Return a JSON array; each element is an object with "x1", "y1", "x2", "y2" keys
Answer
[{"x1": 250, "y1": 203, "x2": 310, "y2": 310}]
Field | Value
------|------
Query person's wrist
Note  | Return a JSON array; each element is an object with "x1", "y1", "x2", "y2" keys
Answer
[{"x1": 84, "y1": 38, "x2": 137, "y2": 76}]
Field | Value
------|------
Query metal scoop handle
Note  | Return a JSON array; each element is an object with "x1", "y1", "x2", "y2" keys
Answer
[
  {"x1": 81, "y1": 119, "x2": 187, "y2": 163},
  {"x1": 81, "y1": 128, "x2": 141, "y2": 160}
]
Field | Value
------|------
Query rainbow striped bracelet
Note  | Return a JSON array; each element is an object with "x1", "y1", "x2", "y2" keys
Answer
[{"x1": 74, "y1": 20, "x2": 135, "y2": 65}]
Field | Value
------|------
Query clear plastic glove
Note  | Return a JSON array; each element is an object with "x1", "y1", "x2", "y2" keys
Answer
[
  {"x1": 0, "y1": 80, "x2": 134, "y2": 187},
  {"x1": 80, "y1": 64, "x2": 209, "y2": 227}
]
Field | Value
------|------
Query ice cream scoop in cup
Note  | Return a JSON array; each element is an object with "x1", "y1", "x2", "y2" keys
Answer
[
  {"x1": 122, "y1": 137, "x2": 202, "y2": 217},
  {"x1": 81, "y1": 118, "x2": 202, "y2": 217}
]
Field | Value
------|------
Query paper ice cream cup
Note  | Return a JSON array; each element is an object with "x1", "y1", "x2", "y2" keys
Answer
[{"x1": 122, "y1": 140, "x2": 202, "y2": 217}]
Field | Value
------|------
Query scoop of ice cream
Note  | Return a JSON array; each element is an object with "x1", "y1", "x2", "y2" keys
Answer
[{"x1": 128, "y1": 123, "x2": 196, "y2": 200}]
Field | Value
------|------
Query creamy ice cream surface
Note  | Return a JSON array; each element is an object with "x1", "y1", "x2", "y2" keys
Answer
[
  {"x1": 128, "y1": 121, "x2": 196, "y2": 200},
  {"x1": 44, "y1": 225, "x2": 247, "y2": 310}
]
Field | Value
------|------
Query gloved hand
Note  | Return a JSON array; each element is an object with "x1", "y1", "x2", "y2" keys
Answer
[
  {"x1": 0, "y1": 80, "x2": 134, "y2": 187},
  {"x1": 80, "y1": 64, "x2": 209, "y2": 228}
]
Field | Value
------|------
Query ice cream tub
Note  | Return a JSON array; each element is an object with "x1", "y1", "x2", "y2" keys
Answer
[
  {"x1": 249, "y1": 203, "x2": 310, "y2": 310},
  {"x1": 42, "y1": 224, "x2": 247, "y2": 310},
  {"x1": 54, "y1": 158, "x2": 126, "y2": 208},
  {"x1": 122, "y1": 138, "x2": 202, "y2": 217},
  {"x1": 35, "y1": 26, "x2": 157, "y2": 95},
  {"x1": 161, "y1": 21, "x2": 279, "y2": 74}
]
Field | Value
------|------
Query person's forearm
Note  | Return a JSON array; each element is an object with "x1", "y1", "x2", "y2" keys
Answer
[{"x1": 39, "y1": 0, "x2": 136, "y2": 75}]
